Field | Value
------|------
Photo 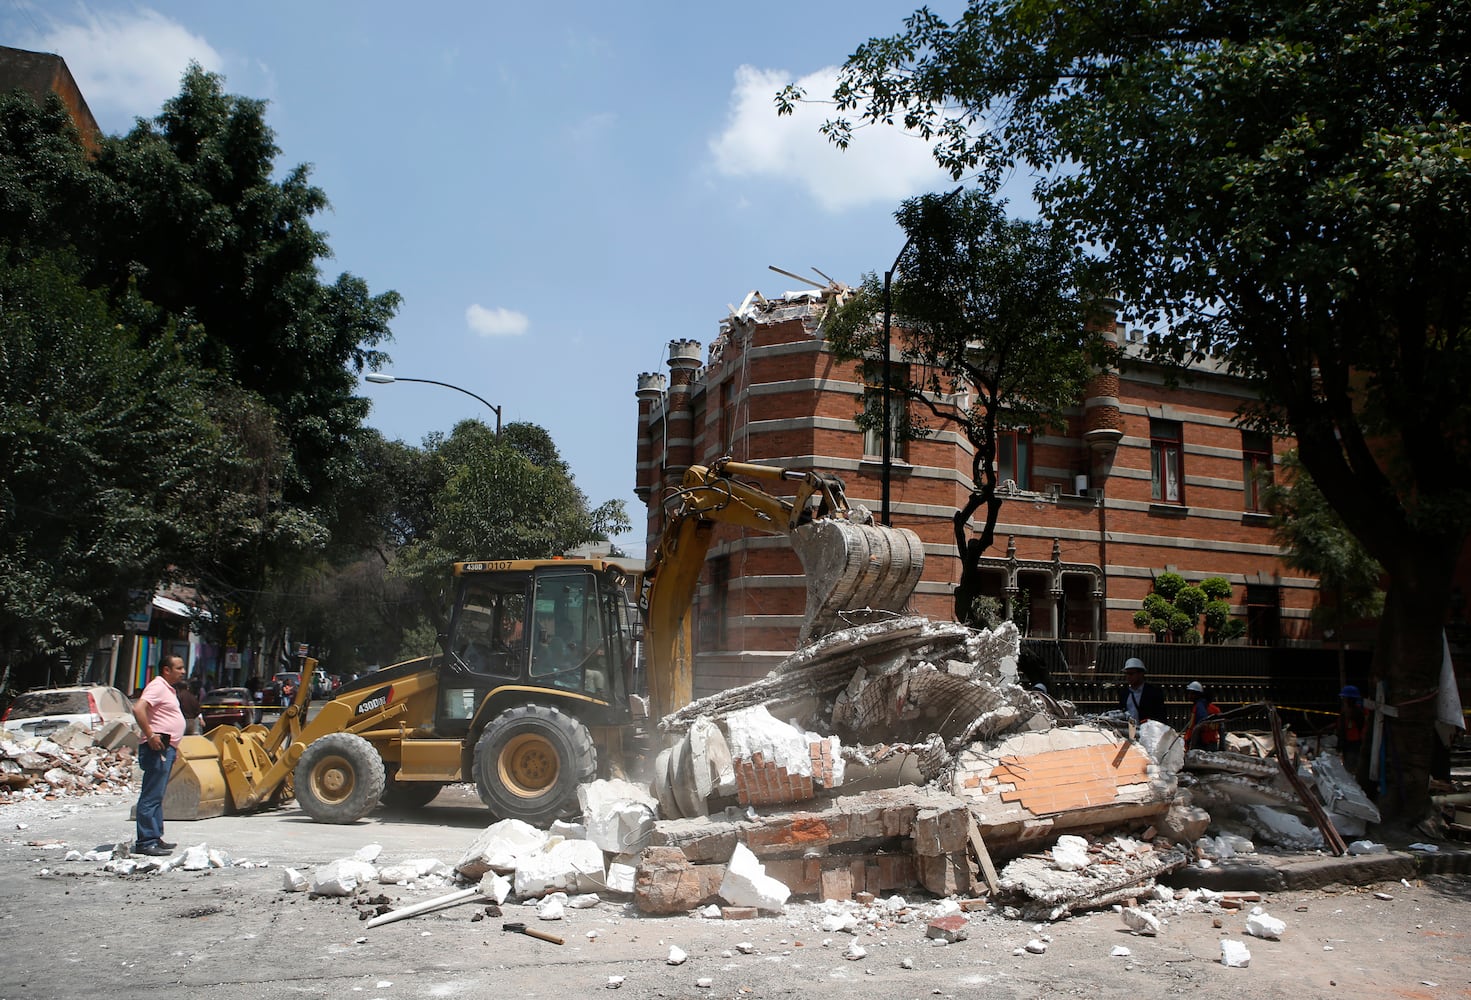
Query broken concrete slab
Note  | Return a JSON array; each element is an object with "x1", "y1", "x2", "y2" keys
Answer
[
  {"x1": 951, "y1": 724, "x2": 1173, "y2": 856},
  {"x1": 652, "y1": 785, "x2": 969, "y2": 863},
  {"x1": 718, "y1": 842, "x2": 791, "y2": 911},
  {"x1": 579, "y1": 778, "x2": 657, "y2": 855},
  {"x1": 632, "y1": 845, "x2": 724, "y2": 915},
  {"x1": 456, "y1": 819, "x2": 550, "y2": 880},
  {"x1": 996, "y1": 839, "x2": 1189, "y2": 921},
  {"x1": 660, "y1": 617, "x2": 973, "y2": 733},
  {"x1": 512, "y1": 838, "x2": 605, "y2": 898}
]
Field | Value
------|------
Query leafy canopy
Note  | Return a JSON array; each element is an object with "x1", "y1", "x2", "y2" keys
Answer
[{"x1": 823, "y1": 189, "x2": 1105, "y2": 619}]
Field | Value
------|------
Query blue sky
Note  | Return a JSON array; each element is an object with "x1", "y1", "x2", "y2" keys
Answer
[{"x1": 5, "y1": 1, "x2": 976, "y2": 555}]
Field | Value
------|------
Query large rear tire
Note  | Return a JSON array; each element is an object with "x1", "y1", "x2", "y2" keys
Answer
[
  {"x1": 293, "y1": 733, "x2": 385, "y2": 824},
  {"x1": 473, "y1": 705, "x2": 595, "y2": 826}
]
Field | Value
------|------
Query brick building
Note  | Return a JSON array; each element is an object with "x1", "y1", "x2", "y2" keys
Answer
[
  {"x1": 0, "y1": 45, "x2": 101, "y2": 153},
  {"x1": 634, "y1": 284, "x2": 1320, "y2": 700}
]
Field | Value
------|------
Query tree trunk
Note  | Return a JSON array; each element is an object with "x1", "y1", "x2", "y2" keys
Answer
[
  {"x1": 952, "y1": 490, "x2": 1005, "y2": 623},
  {"x1": 1361, "y1": 543, "x2": 1457, "y2": 822}
]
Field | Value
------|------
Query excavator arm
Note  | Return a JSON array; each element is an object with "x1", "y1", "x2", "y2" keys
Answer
[{"x1": 643, "y1": 458, "x2": 924, "y2": 720}]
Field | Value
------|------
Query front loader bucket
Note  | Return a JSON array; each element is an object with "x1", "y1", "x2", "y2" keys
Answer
[
  {"x1": 790, "y1": 520, "x2": 925, "y2": 644},
  {"x1": 162, "y1": 734, "x2": 228, "y2": 820}
]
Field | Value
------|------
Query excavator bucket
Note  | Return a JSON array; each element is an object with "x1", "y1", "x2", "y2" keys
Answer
[
  {"x1": 162, "y1": 734, "x2": 229, "y2": 820},
  {"x1": 790, "y1": 519, "x2": 925, "y2": 644}
]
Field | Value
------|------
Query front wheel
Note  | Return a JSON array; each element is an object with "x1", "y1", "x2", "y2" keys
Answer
[
  {"x1": 473, "y1": 705, "x2": 595, "y2": 826},
  {"x1": 293, "y1": 733, "x2": 385, "y2": 823}
]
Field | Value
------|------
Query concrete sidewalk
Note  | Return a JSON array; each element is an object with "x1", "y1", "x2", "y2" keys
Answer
[{"x1": 1167, "y1": 843, "x2": 1471, "y2": 892}]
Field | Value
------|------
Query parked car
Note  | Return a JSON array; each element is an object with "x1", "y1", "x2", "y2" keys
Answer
[
  {"x1": 1, "y1": 685, "x2": 140, "y2": 740},
  {"x1": 199, "y1": 687, "x2": 257, "y2": 730}
]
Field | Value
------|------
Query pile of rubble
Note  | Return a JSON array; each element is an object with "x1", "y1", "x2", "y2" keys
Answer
[
  {"x1": 623, "y1": 616, "x2": 1389, "y2": 922},
  {"x1": 1, "y1": 722, "x2": 139, "y2": 803}
]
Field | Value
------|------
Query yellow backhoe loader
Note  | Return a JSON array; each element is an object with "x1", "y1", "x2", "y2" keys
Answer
[{"x1": 164, "y1": 457, "x2": 924, "y2": 826}]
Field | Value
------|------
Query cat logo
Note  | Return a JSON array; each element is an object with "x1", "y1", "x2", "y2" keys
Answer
[{"x1": 354, "y1": 685, "x2": 393, "y2": 716}]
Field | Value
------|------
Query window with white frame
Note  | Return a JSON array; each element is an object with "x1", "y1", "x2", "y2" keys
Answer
[{"x1": 1150, "y1": 418, "x2": 1183, "y2": 502}]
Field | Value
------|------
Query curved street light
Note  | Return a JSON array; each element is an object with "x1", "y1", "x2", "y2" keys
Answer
[{"x1": 365, "y1": 373, "x2": 502, "y2": 435}]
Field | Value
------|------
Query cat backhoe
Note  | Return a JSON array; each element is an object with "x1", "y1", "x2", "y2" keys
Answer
[{"x1": 163, "y1": 458, "x2": 924, "y2": 826}]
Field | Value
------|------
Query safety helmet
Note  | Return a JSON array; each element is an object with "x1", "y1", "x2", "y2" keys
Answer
[{"x1": 1123, "y1": 657, "x2": 1146, "y2": 674}]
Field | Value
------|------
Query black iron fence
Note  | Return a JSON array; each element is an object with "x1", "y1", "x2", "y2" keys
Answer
[{"x1": 1022, "y1": 638, "x2": 1374, "y2": 736}]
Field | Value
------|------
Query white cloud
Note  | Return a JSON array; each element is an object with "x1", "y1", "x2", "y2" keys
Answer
[
  {"x1": 26, "y1": 8, "x2": 223, "y2": 123},
  {"x1": 466, "y1": 304, "x2": 529, "y2": 337},
  {"x1": 709, "y1": 65, "x2": 951, "y2": 213}
]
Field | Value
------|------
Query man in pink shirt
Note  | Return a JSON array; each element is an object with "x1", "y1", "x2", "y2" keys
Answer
[{"x1": 132, "y1": 654, "x2": 187, "y2": 855}]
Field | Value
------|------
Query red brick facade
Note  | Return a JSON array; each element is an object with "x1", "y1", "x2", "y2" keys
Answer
[{"x1": 634, "y1": 288, "x2": 1317, "y2": 696}]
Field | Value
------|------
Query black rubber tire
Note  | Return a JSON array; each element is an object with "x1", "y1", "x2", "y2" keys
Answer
[
  {"x1": 379, "y1": 768, "x2": 447, "y2": 810},
  {"x1": 293, "y1": 732, "x2": 386, "y2": 824},
  {"x1": 473, "y1": 704, "x2": 596, "y2": 826}
]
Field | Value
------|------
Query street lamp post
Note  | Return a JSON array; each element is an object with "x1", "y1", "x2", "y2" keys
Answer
[
  {"x1": 880, "y1": 185, "x2": 964, "y2": 527},
  {"x1": 364, "y1": 373, "x2": 502, "y2": 435}
]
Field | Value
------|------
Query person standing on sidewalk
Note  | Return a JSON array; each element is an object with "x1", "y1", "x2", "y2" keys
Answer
[{"x1": 132, "y1": 655, "x2": 186, "y2": 856}]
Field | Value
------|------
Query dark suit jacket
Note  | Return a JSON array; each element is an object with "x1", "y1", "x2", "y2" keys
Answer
[{"x1": 1119, "y1": 682, "x2": 1166, "y2": 724}]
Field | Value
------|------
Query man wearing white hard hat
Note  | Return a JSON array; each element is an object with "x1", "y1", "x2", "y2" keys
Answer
[
  {"x1": 1183, "y1": 680, "x2": 1222, "y2": 750},
  {"x1": 1119, "y1": 657, "x2": 1165, "y2": 724}
]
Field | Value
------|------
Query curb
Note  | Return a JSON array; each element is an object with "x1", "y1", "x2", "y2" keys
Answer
[{"x1": 1163, "y1": 846, "x2": 1471, "y2": 894}]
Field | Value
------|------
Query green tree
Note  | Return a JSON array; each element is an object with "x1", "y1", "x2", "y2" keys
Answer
[
  {"x1": 1134, "y1": 572, "x2": 1245, "y2": 644},
  {"x1": 0, "y1": 250, "x2": 234, "y2": 687},
  {"x1": 788, "y1": 0, "x2": 1471, "y2": 818},
  {"x1": 394, "y1": 420, "x2": 630, "y2": 633},
  {"x1": 0, "y1": 68, "x2": 401, "y2": 660},
  {"x1": 823, "y1": 190, "x2": 1106, "y2": 621},
  {"x1": 1265, "y1": 450, "x2": 1385, "y2": 629}
]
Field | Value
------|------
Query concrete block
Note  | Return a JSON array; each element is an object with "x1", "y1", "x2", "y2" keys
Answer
[
  {"x1": 1220, "y1": 939, "x2": 1251, "y2": 967},
  {"x1": 1158, "y1": 802, "x2": 1211, "y2": 844},
  {"x1": 719, "y1": 842, "x2": 790, "y2": 912},
  {"x1": 926, "y1": 914, "x2": 969, "y2": 942},
  {"x1": 633, "y1": 846, "x2": 723, "y2": 914},
  {"x1": 513, "y1": 838, "x2": 605, "y2": 898},
  {"x1": 579, "y1": 778, "x2": 657, "y2": 854},
  {"x1": 457, "y1": 818, "x2": 550, "y2": 879},
  {"x1": 311, "y1": 859, "x2": 377, "y2": 896},
  {"x1": 1244, "y1": 908, "x2": 1285, "y2": 939}
]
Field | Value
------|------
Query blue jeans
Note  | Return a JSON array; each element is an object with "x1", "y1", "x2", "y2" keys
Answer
[{"x1": 135, "y1": 743, "x2": 176, "y2": 847}]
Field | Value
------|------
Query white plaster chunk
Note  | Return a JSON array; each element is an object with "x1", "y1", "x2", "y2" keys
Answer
[
  {"x1": 1310, "y1": 753, "x2": 1381, "y2": 823},
  {"x1": 1245, "y1": 908, "x2": 1285, "y2": 940},
  {"x1": 180, "y1": 845, "x2": 211, "y2": 871},
  {"x1": 478, "y1": 871, "x2": 512, "y2": 904},
  {"x1": 845, "y1": 941, "x2": 868, "y2": 960},
  {"x1": 1121, "y1": 907, "x2": 1160, "y2": 936},
  {"x1": 549, "y1": 819, "x2": 587, "y2": 841},
  {"x1": 536, "y1": 896, "x2": 565, "y2": 920},
  {"x1": 579, "y1": 778, "x2": 657, "y2": 855},
  {"x1": 281, "y1": 867, "x2": 309, "y2": 892},
  {"x1": 513, "y1": 838, "x2": 605, "y2": 898},
  {"x1": 456, "y1": 818, "x2": 551, "y2": 879},
  {"x1": 725, "y1": 706, "x2": 813, "y2": 777},
  {"x1": 1220, "y1": 939, "x2": 1252, "y2": 967},
  {"x1": 718, "y1": 842, "x2": 791, "y2": 912},
  {"x1": 1051, "y1": 835, "x2": 1090, "y2": 872},
  {"x1": 604, "y1": 860, "x2": 636, "y2": 896},
  {"x1": 1111, "y1": 945, "x2": 1132, "y2": 958},
  {"x1": 1346, "y1": 840, "x2": 1386, "y2": 855},
  {"x1": 354, "y1": 843, "x2": 383, "y2": 863},
  {"x1": 1242, "y1": 805, "x2": 1324, "y2": 850},
  {"x1": 311, "y1": 859, "x2": 376, "y2": 896},
  {"x1": 667, "y1": 945, "x2": 687, "y2": 965},
  {"x1": 1025, "y1": 939, "x2": 1049, "y2": 954},
  {"x1": 1136, "y1": 719, "x2": 1185, "y2": 776}
]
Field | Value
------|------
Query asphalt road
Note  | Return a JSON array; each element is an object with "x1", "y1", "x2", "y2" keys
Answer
[{"x1": 1, "y1": 785, "x2": 1468, "y2": 1000}]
